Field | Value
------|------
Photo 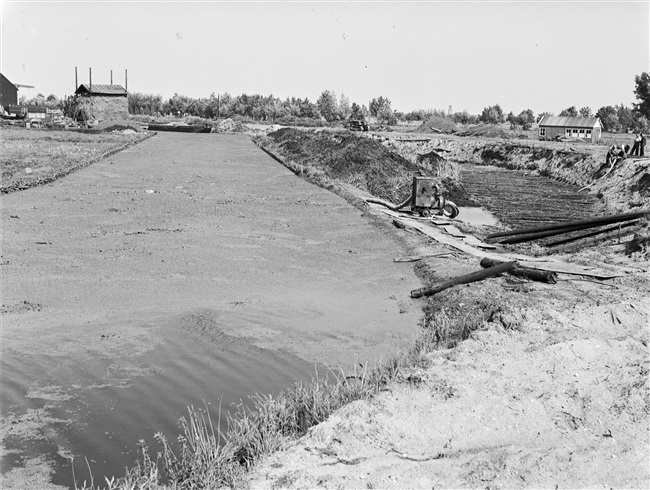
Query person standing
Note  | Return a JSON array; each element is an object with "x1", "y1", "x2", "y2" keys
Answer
[
  {"x1": 639, "y1": 133, "x2": 646, "y2": 157},
  {"x1": 630, "y1": 134, "x2": 641, "y2": 156}
]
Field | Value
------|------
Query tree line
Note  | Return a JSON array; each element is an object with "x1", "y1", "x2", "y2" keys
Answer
[{"x1": 17, "y1": 73, "x2": 649, "y2": 133}]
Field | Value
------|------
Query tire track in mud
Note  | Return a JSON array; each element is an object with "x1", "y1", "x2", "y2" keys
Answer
[{"x1": 460, "y1": 163, "x2": 603, "y2": 229}]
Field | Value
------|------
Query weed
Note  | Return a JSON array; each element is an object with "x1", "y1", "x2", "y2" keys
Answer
[{"x1": 93, "y1": 308, "x2": 461, "y2": 490}]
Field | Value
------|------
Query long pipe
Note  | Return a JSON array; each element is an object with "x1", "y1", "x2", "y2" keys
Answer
[
  {"x1": 494, "y1": 219, "x2": 637, "y2": 245},
  {"x1": 486, "y1": 211, "x2": 649, "y2": 240},
  {"x1": 411, "y1": 261, "x2": 518, "y2": 298},
  {"x1": 545, "y1": 219, "x2": 640, "y2": 247}
]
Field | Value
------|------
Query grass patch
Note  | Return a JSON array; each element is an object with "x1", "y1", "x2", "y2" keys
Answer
[{"x1": 1, "y1": 128, "x2": 151, "y2": 193}]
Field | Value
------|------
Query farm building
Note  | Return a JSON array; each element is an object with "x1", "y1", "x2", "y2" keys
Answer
[
  {"x1": 537, "y1": 115, "x2": 602, "y2": 143},
  {"x1": 7, "y1": 105, "x2": 47, "y2": 119},
  {"x1": 1, "y1": 73, "x2": 19, "y2": 109},
  {"x1": 74, "y1": 83, "x2": 128, "y2": 121}
]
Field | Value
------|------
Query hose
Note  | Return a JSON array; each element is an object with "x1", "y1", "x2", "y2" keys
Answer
[{"x1": 365, "y1": 195, "x2": 412, "y2": 211}]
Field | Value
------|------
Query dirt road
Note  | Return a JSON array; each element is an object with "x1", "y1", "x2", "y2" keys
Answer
[{"x1": 1, "y1": 133, "x2": 423, "y2": 487}]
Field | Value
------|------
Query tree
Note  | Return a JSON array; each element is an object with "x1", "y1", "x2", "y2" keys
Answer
[
  {"x1": 299, "y1": 98, "x2": 320, "y2": 119},
  {"x1": 339, "y1": 93, "x2": 351, "y2": 119},
  {"x1": 478, "y1": 104, "x2": 505, "y2": 124},
  {"x1": 616, "y1": 104, "x2": 636, "y2": 132},
  {"x1": 596, "y1": 106, "x2": 619, "y2": 132},
  {"x1": 633, "y1": 72, "x2": 650, "y2": 118},
  {"x1": 516, "y1": 109, "x2": 536, "y2": 130},
  {"x1": 317, "y1": 90, "x2": 340, "y2": 122},
  {"x1": 579, "y1": 106, "x2": 593, "y2": 117},
  {"x1": 370, "y1": 96, "x2": 396, "y2": 124},
  {"x1": 350, "y1": 102, "x2": 364, "y2": 120},
  {"x1": 559, "y1": 106, "x2": 578, "y2": 117},
  {"x1": 452, "y1": 111, "x2": 478, "y2": 125}
]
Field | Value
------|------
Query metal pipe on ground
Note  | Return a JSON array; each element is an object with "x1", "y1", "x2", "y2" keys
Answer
[
  {"x1": 411, "y1": 261, "x2": 518, "y2": 298},
  {"x1": 479, "y1": 257, "x2": 557, "y2": 283},
  {"x1": 545, "y1": 219, "x2": 641, "y2": 247},
  {"x1": 486, "y1": 211, "x2": 649, "y2": 240},
  {"x1": 493, "y1": 215, "x2": 647, "y2": 245}
]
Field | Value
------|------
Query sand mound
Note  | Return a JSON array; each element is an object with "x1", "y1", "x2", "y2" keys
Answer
[
  {"x1": 416, "y1": 116, "x2": 457, "y2": 134},
  {"x1": 215, "y1": 118, "x2": 247, "y2": 133}
]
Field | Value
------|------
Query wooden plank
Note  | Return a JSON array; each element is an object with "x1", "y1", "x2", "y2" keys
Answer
[
  {"x1": 441, "y1": 225, "x2": 466, "y2": 238},
  {"x1": 368, "y1": 204, "x2": 627, "y2": 279}
]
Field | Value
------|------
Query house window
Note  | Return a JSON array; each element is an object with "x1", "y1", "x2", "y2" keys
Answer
[
  {"x1": 586, "y1": 129, "x2": 592, "y2": 138},
  {"x1": 579, "y1": 129, "x2": 585, "y2": 138},
  {"x1": 572, "y1": 129, "x2": 578, "y2": 137},
  {"x1": 540, "y1": 127, "x2": 546, "y2": 137},
  {"x1": 565, "y1": 128, "x2": 571, "y2": 136}
]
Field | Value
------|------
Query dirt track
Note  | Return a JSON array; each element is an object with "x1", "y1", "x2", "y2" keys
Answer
[{"x1": 1, "y1": 132, "x2": 423, "y2": 488}]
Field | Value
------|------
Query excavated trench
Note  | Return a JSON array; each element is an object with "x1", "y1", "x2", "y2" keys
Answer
[
  {"x1": 459, "y1": 163, "x2": 604, "y2": 230},
  {"x1": 386, "y1": 136, "x2": 613, "y2": 231}
]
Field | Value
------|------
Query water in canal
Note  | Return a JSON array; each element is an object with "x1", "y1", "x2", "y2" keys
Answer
[{"x1": 1, "y1": 311, "x2": 316, "y2": 488}]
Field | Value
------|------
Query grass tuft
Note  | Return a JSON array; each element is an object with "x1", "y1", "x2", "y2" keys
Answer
[{"x1": 92, "y1": 308, "x2": 462, "y2": 489}]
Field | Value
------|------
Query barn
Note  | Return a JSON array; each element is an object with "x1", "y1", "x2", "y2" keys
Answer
[
  {"x1": 1, "y1": 73, "x2": 19, "y2": 110},
  {"x1": 74, "y1": 83, "x2": 128, "y2": 122},
  {"x1": 537, "y1": 115, "x2": 602, "y2": 143}
]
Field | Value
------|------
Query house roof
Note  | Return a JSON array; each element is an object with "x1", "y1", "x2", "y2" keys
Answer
[
  {"x1": 1, "y1": 73, "x2": 17, "y2": 89},
  {"x1": 75, "y1": 84, "x2": 127, "y2": 96},
  {"x1": 538, "y1": 115, "x2": 601, "y2": 128}
]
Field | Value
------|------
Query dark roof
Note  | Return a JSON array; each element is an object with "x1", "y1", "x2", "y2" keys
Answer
[
  {"x1": 1, "y1": 73, "x2": 17, "y2": 89},
  {"x1": 75, "y1": 84, "x2": 127, "y2": 96},
  {"x1": 538, "y1": 115, "x2": 601, "y2": 128}
]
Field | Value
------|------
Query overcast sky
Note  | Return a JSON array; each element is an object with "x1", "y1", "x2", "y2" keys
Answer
[{"x1": 1, "y1": 1, "x2": 648, "y2": 116}]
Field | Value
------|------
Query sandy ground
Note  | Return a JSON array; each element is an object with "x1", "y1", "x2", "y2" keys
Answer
[
  {"x1": 1, "y1": 132, "x2": 423, "y2": 488},
  {"x1": 245, "y1": 226, "x2": 650, "y2": 489},
  {"x1": 2, "y1": 131, "x2": 648, "y2": 489}
]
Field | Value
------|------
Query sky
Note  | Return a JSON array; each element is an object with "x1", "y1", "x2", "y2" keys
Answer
[{"x1": 1, "y1": 1, "x2": 648, "y2": 116}]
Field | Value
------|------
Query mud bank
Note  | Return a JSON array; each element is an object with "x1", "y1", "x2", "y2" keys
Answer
[{"x1": 379, "y1": 134, "x2": 650, "y2": 214}]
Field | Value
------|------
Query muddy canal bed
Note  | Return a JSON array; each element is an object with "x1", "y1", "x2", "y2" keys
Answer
[
  {"x1": 2, "y1": 314, "x2": 314, "y2": 487},
  {"x1": 1, "y1": 133, "x2": 423, "y2": 489},
  {"x1": 460, "y1": 163, "x2": 604, "y2": 230}
]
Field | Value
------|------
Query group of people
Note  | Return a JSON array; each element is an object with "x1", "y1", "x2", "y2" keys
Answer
[{"x1": 606, "y1": 133, "x2": 646, "y2": 165}]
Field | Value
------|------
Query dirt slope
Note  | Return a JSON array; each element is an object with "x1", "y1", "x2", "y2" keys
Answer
[
  {"x1": 245, "y1": 131, "x2": 649, "y2": 489},
  {"x1": 245, "y1": 195, "x2": 649, "y2": 489}
]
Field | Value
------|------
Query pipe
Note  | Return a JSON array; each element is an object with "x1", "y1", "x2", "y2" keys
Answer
[
  {"x1": 545, "y1": 219, "x2": 640, "y2": 247},
  {"x1": 366, "y1": 196, "x2": 412, "y2": 212},
  {"x1": 493, "y1": 220, "x2": 632, "y2": 245},
  {"x1": 411, "y1": 261, "x2": 518, "y2": 298},
  {"x1": 486, "y1": 211, "x2": 649, "y2": 240},
  {"x1": 479, "y1": 257, "x2": 557, "y2": 283}
]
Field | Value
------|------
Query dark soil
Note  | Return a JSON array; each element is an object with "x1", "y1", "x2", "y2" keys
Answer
[{"x1": 262, "y1": 128, "x2": 472, "y2": 205}]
